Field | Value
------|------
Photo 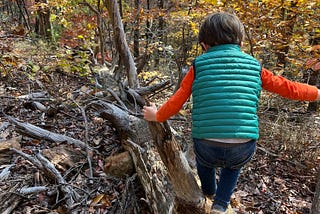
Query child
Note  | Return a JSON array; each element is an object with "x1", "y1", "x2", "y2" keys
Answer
[{"x1": 143, "y1": 12, "x2": 320, "y2": 213}]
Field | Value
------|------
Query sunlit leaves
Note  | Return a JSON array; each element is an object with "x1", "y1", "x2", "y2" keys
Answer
[{"x1": 202, "y1": 0, "x2": 218, "y2": 5}]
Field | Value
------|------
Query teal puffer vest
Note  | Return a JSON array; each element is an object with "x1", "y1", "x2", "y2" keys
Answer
[{"x1": 192, "y1": 44, "x2": 262, "y2": 140}]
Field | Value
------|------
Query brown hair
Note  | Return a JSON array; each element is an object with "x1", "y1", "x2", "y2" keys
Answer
[{"x1": 198, "y1": 12, "x2": 244, "y2": 46}]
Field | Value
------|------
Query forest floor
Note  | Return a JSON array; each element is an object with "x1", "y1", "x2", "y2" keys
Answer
[{"x1": 1, "y1": 21, "x2": 320, "y2": 214}]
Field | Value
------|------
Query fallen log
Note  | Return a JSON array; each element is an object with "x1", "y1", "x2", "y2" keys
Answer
[
  {"x1": 147, "y1": 121, "x2": 205, "y2": 213},
  {"x1": 7, "y1": 116, "x2": 89, "y2": 150},
  {"x1": 89, "y1": 100, "x2": 207, "y2": 213},
  {"x1": 89, "y1": 100, "x2": 174, "y2": 213}
]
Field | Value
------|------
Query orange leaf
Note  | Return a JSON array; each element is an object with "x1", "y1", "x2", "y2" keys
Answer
[
  {"x1": 311, "y1": 45, "x2": 320, "y2": 52},
  {"x1": 90, "y1": 194, "x2": 105, "y2": 206},
  {"x1": 90, "y1": 194, "x2": 112, "y2": 208},
  {"x1": 305, "y1": 58, "x2": 318, "y2": 69},
  {"x1": 312, "y1": 62, "x2": 320, "y2": 71}
]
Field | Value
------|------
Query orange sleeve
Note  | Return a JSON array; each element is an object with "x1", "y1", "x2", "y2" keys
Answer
[
  {"x1": 261, "y1": 67, "x2": 318, "y2": 101},
  {"x1": 156, "y1": 67, "x2": 194, "y2": 122}
]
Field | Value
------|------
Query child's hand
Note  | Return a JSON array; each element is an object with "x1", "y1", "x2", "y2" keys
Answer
[{"x1": 143, "y1": 103, "x2": 157, "y2": 121}]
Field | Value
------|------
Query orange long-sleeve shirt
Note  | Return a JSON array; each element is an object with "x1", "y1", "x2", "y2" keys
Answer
[{"x1": 156, "y1": 67, "x2": 318, "y2": 122}]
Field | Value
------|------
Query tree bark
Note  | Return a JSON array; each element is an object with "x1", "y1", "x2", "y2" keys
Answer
[
  {"x1": 89, "y1": 100, "x2": 174, "y2": 213},
  {"x1": 35, "y1": 0, "x2": 53, "y2": 40},
  {"x1": 89, "y1": 100, "x2": 206, "y2": 213},
  {"x1": 82, "y1": 0, "x2": 106, "y2": 65},
  {"x1": 104, "y1": 0, "x2": 138, "y2": 88},
  {"x1": 311, "y1": 170, "x2": 320, "y2": 213},
  {"x1": 147, "y1": 121, "x2": 205, "y2": 213},
  {"x1": 133, "y1": 0, "x2": 140, "y2": 57}
]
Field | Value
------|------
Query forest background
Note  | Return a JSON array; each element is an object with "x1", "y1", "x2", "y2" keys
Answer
[{"x1": 0, "y1": 0, "x2": 320, "y2": 213}]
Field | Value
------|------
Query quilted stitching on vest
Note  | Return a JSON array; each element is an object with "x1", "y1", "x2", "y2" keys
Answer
[{"x1": 192, "y1": 44, "x2": 262, "y2": 139}]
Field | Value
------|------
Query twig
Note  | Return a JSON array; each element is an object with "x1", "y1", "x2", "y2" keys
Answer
[
  {"x1": 10, "y1": 148, "x2": 81, "y2": 209},
  {"x1": 35, "y1": 151, "x2": 80, "y2": 206},
  {"x1": 19, "y1": 186, "x2": 48, "y2": 195},
  {"x1": 10, "y1": 148, "x2": 43, "y2": 169},
  {"x1": 72, "y1": 100, "x2": 93, "y2": 185},
  {"x1": 257, "y1": 146, "x2": 307, "y2": 169},
  {"x1": 0, "y1": 122, "x2": 10, "y2": 132},
  {"x1": 0, "y1": 164, "x2": 14, "y2": 181},
  {"x1": 147, "y1": 83, "x2": 173, "y2": 99},
  {"x1": 106, "y1": 88, "x2": 128, "y2": 110}
]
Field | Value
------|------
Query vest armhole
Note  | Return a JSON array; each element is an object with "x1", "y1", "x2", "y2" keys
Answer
[{"x1": 193, "y1": 60, "x2": 196, "y2": 79}]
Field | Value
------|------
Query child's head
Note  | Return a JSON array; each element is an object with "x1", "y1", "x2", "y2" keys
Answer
[{"x1": 198, "y1": 12, "x2": 244, "y2": 47}]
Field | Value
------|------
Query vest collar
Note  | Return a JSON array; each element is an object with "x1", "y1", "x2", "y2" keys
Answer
[{"x1": 207, "y1": 44, "x2": 241, "y2": 53}]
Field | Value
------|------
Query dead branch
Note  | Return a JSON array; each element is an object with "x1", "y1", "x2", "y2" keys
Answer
[
  {"x1": 7, "y1": 116, "x2": 90, "y2": 150},
  {"x1": 135, "y1": 80, "x2": 170, "y2": 96},
  {"x1": 73, "y1": 100, "x2": 93, "y2": 184},
  {"x1": 0, "y1": 122, "x2": 10, "y2": 131},
  {"x1": 11, "y1": 148, "x2": 80, "y2": 209},
  {"x1": 311, "y1": 170, "x2": 320, "y2": 213},
  {"x1": 35, "y1": 152, "x2": 81, "y2": 206},
  {"x1": 19, "y1": 186, "x2": 48, "y2": 195},
  {"x1": 126, "y1": 87, "x2": 146, "y2": 107},
  {"x1": 106, "y1": 88, "x2": 128, "y2": 110},
  {"x1": 10, "y1": 148, "x2": 43, "y2": 170},
  {"x1": 17, "y1": 91, "x2": 50, "y2": 101},
  {"x1": 257, "y1": 146, "x2": 307, "y2": 169},
  {"x1": 0, "y1": 164, "x2": 14, "y2": 181},
  {"x1": 104, "y1": 0, "x2": 138, "y2": 88}
]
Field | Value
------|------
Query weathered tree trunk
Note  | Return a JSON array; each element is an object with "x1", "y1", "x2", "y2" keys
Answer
[
  {"x1": 304, "y1": 36, "x2": 320, "y2": 112},
  {"x1": 104, "y1": 0, "x2": 138, "y2": 88},
  {"x1": 133, "y1": 0, "x2": 140, "y2": 57},
  {"x1": 311, "y1": 170, "x2": 320, "y2": 213},
  {"x1": 89, "y1": 100, "x2": 207, "y2": 213},
  {"x1": 35, "y1": 0, "x2": 53, "y2": 40},
  {"x1": 82, "y1": 0, "x2": 106, "y2": 65},
  {"x1": 16, "y1": 0, "x2": 30, "y2": 30},
  {"x1": 148, "y1": 121, "x2": 205, "y2": 213},
  {"x1": 306, "y1": 69, "x2": 320, "y2": 112},
  {"x1": 275, "y1": 1, "x2": 297, "y2": 69},
  {"x1": 89, "y1": 100, "x2": 174, "y2": 213}
]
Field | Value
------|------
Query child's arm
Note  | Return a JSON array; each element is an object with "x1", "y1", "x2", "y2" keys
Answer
[
  {"x1": 261, "y1": 68, "x2": 320, "y2": 101},
  {"x1": 143, "y1": 66, "x2": 194, "y2": 122}
]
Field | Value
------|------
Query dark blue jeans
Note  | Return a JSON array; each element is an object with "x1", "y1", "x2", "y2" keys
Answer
[{"x1": 193, "y1": 138, "x2": 256, "y2": 209}]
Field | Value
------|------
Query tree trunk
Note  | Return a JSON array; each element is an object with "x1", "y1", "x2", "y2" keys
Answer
[
  {"x1": 306, "y1": 69, "x2": 320, "y2": 112},
  {"x1": 305, "y1": 35, "x2": 320, "y2": 112},
  {"x1": 311, "y1": 170, "x2": 320, "y2": 213},
  {"x1": 133, "y1": 0, "x2": 140, "y2": 57},
  {"x1": 276, "y1": 1, "x2": 297, "y2": 69},
  {"x1": 104, "y1": 0, "x2": 138, "y2": 88},
  {"x1": 147, "y1": 121, "x2": 205, "y2": 213},
  {"x1": 89, "y1": 99, "x2": 207, "y2": 213},
  {"x1": 89, "y1": 100, "x2": 174, "y2": 213},
  {"x1": 35, "y1": 0, "x2": 53, "y2": 40},
  {"x1": 82, "y1": 0, "x2": 106, "y2": 65}
]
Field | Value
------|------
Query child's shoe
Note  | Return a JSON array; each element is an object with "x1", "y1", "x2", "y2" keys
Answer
[{"x1": 211, "y1": 204, "x2": 226, "y2": 214}]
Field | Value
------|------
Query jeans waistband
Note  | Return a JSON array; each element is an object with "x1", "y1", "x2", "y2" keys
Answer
[{"x1": 200, "y1": 139, "x2": 252, "y2": 148}]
